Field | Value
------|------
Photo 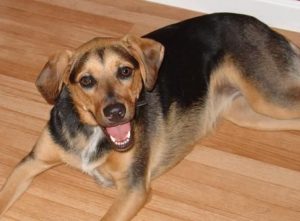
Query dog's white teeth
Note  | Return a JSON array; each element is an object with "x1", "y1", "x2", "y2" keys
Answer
[
  {"x1": 109, "y1": 135, "x2": 130, "y2": 146},
  {"x1": 126, "y1": 131, "x2": 131, "y2": 139},
  {"x1": 110, "y1": 136, "x2": 117, "y2": 143}
]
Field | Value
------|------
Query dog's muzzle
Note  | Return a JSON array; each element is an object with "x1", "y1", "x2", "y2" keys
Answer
[
  {"x1": 103, "y1": 103, "x2": 133, "y2": 151},
  {"x1": 102, "y1": 98, "x2": 147, "y2": 152}
]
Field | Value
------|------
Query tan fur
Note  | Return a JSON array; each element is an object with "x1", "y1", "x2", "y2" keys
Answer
[
  {"x1": 207, "y1": 57, "x2": 300, "y2": 129},
  {"x1": 219, "y1": 58, "x2": 300, "y2": 119},
  {"x1": 149, "y1": 103, "x2": 205, "y2": 178},
  {"x1": 224, "y1": 95, "x2": 300, "y2": 130}
]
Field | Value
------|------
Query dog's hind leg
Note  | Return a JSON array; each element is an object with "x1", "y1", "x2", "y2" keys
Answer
[
  {"x1": 226, "y1": 63, "x2": 300, "y2": 130},
  {"x1": 223, "y1": 95, "x2": 300, "y2": 131},
  {"x1": 0, "y1": 128, "x2": 62, "y2": 215},
  {"x1": 216, "y1": 44, "x2": 300, "y2": 131}
]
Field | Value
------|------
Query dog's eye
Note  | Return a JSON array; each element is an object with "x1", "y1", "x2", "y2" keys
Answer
[
  {"x1": 117, "y1": 66, "x2": 133, "y2": 79},
  {"x1": 79, "y1": 75, "x2": 96, "y2": 88}
]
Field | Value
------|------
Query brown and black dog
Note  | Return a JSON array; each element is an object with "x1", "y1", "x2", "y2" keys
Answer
[{"x1": 1, "y1": 13, "x2": 300, "y2": 220}]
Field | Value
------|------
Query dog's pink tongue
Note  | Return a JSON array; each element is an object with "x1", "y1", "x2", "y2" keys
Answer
[{"x1": 106, "y1": 122, "x2": 131, "y2": 141}]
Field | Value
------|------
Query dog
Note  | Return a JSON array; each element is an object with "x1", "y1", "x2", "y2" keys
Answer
[{"x1": 1, "y1": 13, "x2": 300, "y2": 220}]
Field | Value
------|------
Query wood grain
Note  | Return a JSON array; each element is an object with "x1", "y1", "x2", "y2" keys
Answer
[{"x1": 0, "y1": 0, "x2": 299, "y2": 220}]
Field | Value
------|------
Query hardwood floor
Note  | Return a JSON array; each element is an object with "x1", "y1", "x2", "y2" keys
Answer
[{"x1": 0, "y1": 0, "x2": 300, "y2": 220}]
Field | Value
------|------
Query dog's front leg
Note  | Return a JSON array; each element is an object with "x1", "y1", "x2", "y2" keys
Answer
[
  {"x1": 0, "y1": 128, "x2": 62, "y2": 215},
  {"x1": 101, "y1": 179, "x2": 151, "y2": 221}
]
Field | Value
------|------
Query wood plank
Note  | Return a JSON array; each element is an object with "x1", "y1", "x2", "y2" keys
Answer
[{"x1": 0, "y1": 0, "x2": 299, "y2": 220}]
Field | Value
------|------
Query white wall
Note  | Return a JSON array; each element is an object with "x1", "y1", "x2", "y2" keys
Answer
[{"x1": 148, "y1": 0, "x2": 300, "y2": 32}]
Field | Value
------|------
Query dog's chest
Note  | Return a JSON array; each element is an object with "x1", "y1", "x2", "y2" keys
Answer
[{"x1": 80, "y1": 127, "x2": 107, "y2": 174}]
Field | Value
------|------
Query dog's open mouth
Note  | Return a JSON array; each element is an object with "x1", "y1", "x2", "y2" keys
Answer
[{"x1": 105, "y1": 122, "x2": 133, "y2": 151}]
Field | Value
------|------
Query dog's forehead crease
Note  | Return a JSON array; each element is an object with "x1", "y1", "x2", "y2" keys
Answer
[
  {"x1": 109, "y1": 46, "x2": 139, "y2": 68},
  {"x1": 92, "y1": 45, "x2": 137, "y2": 67},
  {"x1": 92, "y1": 45, "x2": 139, "y2": 69}
]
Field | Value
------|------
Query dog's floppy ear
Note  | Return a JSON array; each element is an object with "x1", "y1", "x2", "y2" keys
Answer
[
  {"x1": 123, "y1": 35, "x2": 164, "y2": 91},
  {"x1": 36, "y1": 50, "x2": 73, "y2": 104}
]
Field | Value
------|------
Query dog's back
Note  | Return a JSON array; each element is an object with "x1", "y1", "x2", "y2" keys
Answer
[{"x1": 144, "y1": 13, "x2": 300, "y2": 178}]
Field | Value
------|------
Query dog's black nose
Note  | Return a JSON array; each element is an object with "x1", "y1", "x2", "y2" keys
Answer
[{"x1": 103, "y1": 103, "x2": 126, "y2": 122}]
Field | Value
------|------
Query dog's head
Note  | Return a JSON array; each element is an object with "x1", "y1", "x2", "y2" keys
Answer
[{"x1": 36, "y1": 35, "x2": 164, "y2": 151}]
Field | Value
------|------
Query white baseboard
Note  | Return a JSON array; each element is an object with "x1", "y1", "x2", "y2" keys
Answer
[{"x1": 147, "y1": 0, "x2": 300, "y2": 32}]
